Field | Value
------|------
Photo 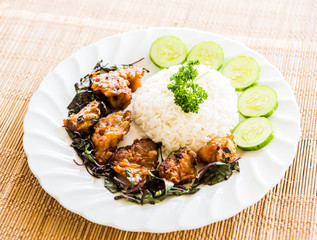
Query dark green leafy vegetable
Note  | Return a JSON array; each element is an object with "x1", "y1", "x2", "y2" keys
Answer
[
  {"x1": 104, "y1": 178, "x2": 121, "y2": 193},
  {"x1": 112, "y1": 170, "x2": 199, "y2": 205},
  {"x1": 91, "y1": 58, "x2": 148, "y2": 75},
  {"x1": 169, "y1": 185, "x2": 199, "y2": 196},
  {"x1": 67, "y1": 90, "x2": 95, "y2": 115},
  {"x1": 81, "y1": 144, "x2": 99, "y2": 166},
  {"x1": 167, "y1": 60, "x2": 208, "y2": 113},
  {"x1": 126, "y1": 169, "x2": 136, "y2": 187},
  {"x1": 114, "y1": 192, "x2": 142, "y2": 204},
  {"x1": 192, "y1": 160, "x2": 240, "y2": 187},
  {"x1": 68, "y1": 131, "x2": 100, "y2": 170},
  {"x1": 69, "y1": 132, "x2": 90, "y2": 151},
  {"x1": 141, "y1": 190, "x2": 156, "y2": 204}
]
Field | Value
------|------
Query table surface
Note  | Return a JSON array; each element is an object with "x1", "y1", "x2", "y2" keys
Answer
[{"x1": 0, "y1": 0, "x2": 316, "y2": 239}]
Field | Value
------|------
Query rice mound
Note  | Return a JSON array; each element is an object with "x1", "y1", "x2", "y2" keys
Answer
[{"x1": 132, "y1": 64, "x2": 239, "y2": 153}]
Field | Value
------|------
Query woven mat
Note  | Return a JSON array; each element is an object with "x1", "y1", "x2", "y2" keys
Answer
[{"x1": 0, "y1": 0, "x2": 316, "y2": 239}]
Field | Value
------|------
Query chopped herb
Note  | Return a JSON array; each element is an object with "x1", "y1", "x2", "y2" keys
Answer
[
  {"x1": 167, "y1": 60, "x2": 208, "y2": 113},
  {"x1": 76, "y1": 115, "x2": 84, "y2": 122},
  {"x1": 86, "y1": 117, "x2": 100, "y2": 122},
  {"x1": 223, "y1": 147, "x2": 231, "y2": 154}
]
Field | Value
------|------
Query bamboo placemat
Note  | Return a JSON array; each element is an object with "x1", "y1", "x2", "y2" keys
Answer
[{"x1": 0, "y1": 0, "x2": 316, "y2": 239}]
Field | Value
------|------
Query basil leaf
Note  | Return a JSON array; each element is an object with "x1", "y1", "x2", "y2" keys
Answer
[
  {"x1": 105, "y1": 178, "x2": 120, "y2": 193},
  {"x1": 115, "y1": 193, "x2": 142, "y2": 204},
  {"x1": 230, "y1": 161, "x2": 240, "y2": 172},
  {"x1": 125, "y1": 169, "x2": 136, "y2": 187},
  {"x1": 164, "y1": 179, "x2": 174, "y2": 193},
  {"x1": 194, "y1": 161, "x2": 240, "y2": 186},
  {"x1": 81, "y1": 144, "x2": 98, "y2": 165},
  {"x1": 70, "y1": 135, "x2": 90, "y2": 150},
  {"x1": 141, "y1": 190, "x2": 156, "y2": 205},
  {"x1": 67, "y1": 90, "x2": 95, "y2": 115},
  {"x1": 170, "y1": 186, "x2": 200, "y2": 196}
]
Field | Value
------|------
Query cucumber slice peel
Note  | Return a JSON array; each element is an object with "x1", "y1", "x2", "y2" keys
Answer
[
  {"x1": 232, "y1": 117, "x2": 274, "y2": 151},
  {"x1": 187, "y1": 41, "x2": 224, "y2": 70},
  {"x1": 222, "y1": 56, "x2": 260, "y2": 91},
  {"x1": 238, "y1": 85, "x2": 278, "y2": 118},
  {"x1": 150, "y1": 36, "x2": 187, "y2": 68}
]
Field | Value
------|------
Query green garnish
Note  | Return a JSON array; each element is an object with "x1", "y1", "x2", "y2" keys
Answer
[{"x1": 167, "y1": 60, "x2": 208, "y2": 113}]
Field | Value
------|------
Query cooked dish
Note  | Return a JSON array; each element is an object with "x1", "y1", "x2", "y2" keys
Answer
[
  {"x1": 92, "y1": 111, "x2": 131, "y2": 165},
  {"x1": 197, "y1": 134, "x2": 237, "y2": 164},
  {"x1": 91, "y1": 73, "x2": 132, "y2": 110},
  {"x1": 158, "y1": 149, "x2": 197, "y2": 184},
  {"x1": 63, "y1": 60, "x2": 241, "y2": 204},
  {"x1": 112, "y1": 138, "x2": 159, "y2": 184},
  {"x1": 63, "y1": 100, "x2": 101, "y2": 134},
  {"x1": 63, "y1": 37, "x2": 278, "y2": 205}
]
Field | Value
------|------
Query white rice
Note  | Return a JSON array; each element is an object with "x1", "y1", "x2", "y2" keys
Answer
[{"x1": 132, "y1": 64, "x2": 238, "y2": 154}]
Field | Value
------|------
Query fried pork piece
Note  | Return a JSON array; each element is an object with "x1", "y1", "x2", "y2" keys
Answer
[
  {"x1": 197, "y1": 134, "x2": 237, "y2": 164},
  {"x1": 112, "y1": 139, "x2": 158, "y2": 183},
  {"x1": 91, "y1": 72, "x2": 132, "y2": 110},
  {"x1": 63, "y1": 100, "x2": 101, "y2": 134},
  {"x1": 92, "y1": 111, "x2": 131, "y2": 165},
  {"x1": 117, "y1": 66, "x2": 145, "y2": 92},
  {"x1": 158, "y1": 149, "x2": 197, "y2": 184}
]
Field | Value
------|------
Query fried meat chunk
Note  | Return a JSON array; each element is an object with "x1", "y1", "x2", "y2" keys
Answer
[
  {"x1": 197, "y1": 134, "x2": 237, "y2": 164},
  {"x1": 92, "y1": 111, "x2": 131, "y2": 165},
  {"x1": 117, "y1": 66, "x2": 145, "y2": 92},
  {"x1": 158, "y1": 149, "x2": 197, "y2": 184},
  {"x1": 91, "y1": 72, "x2": 132, "y2": 110},
  {"x1": 112, "y1": 139, "x2": 158, "y2": 183},
  {"x1": 63, "y1": 100, "x2": 100, "y2": 134}
]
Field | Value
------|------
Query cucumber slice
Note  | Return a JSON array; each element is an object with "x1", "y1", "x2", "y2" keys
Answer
[
  {"x1": 238, "y1": 85, "x2": 278, "y2": 118},
  {"x1": 222, "y1": 56, "x2": 260, "y2": 91},
  {"x1": 150, "y1": 36, "x2": 187, "y2": 68},
  {"x1": 187, "y1": 41, "x2": 224, "y2": 70},
  {"x1": 232, "y1": 117, "x2": 274, "y2": 151}
]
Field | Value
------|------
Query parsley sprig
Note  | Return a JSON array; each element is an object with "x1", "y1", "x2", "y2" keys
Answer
[{"x1": 167, "y1": 60, "x2": 208, "y2": 113}]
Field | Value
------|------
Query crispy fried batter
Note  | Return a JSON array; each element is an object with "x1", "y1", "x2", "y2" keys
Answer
[
  {"x1": 112, "y1": 139, "x2": 158, "y2": 183},
  {"x1": 92, "y1": 111, "x2": 131, "y2": 165},
  {"x1": 91, "y1": 72, "x2": 132, "y2": 110},
  {"x1": 158, "y1": 149, "x2": 197, "y2": 184},
  {"x1": 197, "y1": 134, "x2": 237, "y2": 164},
  {"x1": 63, "y1": 100, "x2": 100, "y2": 134},
  {"x1": 117, "y1": 66, "x2": 145, "y2": 92}
]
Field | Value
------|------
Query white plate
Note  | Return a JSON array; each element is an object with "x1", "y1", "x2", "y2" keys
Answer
[{"x1": 23, "y1": 28, "x2": 300, "y2": 233}]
